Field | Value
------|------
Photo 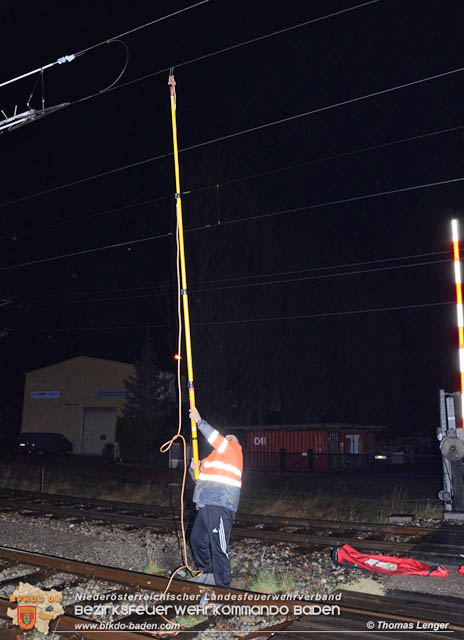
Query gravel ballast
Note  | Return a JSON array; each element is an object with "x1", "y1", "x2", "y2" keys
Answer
[
  {"x1": 0, "y1": 510, "x2": 356, "y2": 591},
  {"x1": 1, "y1": 510, "x2": 463, "y2": 638}
]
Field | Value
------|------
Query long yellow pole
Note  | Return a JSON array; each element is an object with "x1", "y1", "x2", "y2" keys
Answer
[{"x1": 168, "y1": 73, "x2": 200, "y2": 478}]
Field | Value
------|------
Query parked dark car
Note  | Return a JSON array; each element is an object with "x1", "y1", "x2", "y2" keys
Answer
[{"x1": 17, "y1": 432, "x2": 73, "y2": 455}]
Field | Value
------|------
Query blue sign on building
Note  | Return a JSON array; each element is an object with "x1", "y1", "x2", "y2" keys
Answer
[
  {"x1": 97, "y1": 390, "x2": 127, "y2": 398},
  {"x1": 30, "y1": 391, "x2": 60, "y2": 399}
]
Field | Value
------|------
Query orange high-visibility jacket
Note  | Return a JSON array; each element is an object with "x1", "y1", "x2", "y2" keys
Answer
[
  {"x1": 192, "y1": 420, "x2": 243, "y2": 512},
  {"x1": 199, "y1": 428, "x2": 243, "y2": 488}
]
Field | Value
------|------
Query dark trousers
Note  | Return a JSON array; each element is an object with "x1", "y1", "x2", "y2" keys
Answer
[{"x1": 190, "y1": 505, "x2": 234, "y2": 588}]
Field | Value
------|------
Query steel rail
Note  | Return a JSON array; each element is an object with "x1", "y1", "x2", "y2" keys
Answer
[
  {"x1": 1, "y1": 548, "x2": 463, "y2": 637},
  {"x1": 0, "y1": 546, "x2": 300, "y2": 605},
  {"x1": 0, "y1": 487, "x2": 444, "y2": 535},
  {"x1": 0, "y1": 599, "x2": 149, "y2": 640},
  {"x1": 0, "y1": 548, "x2": 458, "y2": 622},
  {"x1": 2, "y1": 489, "x2": 461, "y2": 557},
  {"x1": 0, "y1": 499, "x2": 425, "y2": 550},
  {"x1": 339, "y1": 591, "x2": 464, "y2": 632}
]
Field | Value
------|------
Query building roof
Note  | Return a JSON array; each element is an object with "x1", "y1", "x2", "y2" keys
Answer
[
  {"x1": 230, "y1": 423, "x2": 387, "y2": 432},
  {"x1": 26, "y1": 355, "x2": 132, "y2": 374}
]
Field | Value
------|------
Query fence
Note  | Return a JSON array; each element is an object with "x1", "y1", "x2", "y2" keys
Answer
[{"x1": 243, "y1": 449, "x2": 442, "y2": 473}]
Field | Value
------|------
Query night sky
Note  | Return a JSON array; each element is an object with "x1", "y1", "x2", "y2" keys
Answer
[{"x1": 0, "y1": 0, "x2": 463, "y2": 434}]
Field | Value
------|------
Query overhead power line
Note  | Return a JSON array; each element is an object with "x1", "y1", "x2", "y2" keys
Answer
[
  {"x1": 195, "y1": 301, "x2": 453, "y2": 326},
  {"x1": 0, "y1": 232, "x2": 171, "y2": 272},
  {"x1": 193, "y1": 258, "x2": 450, "y2": 294},
  {"x1": 2, "y1": 63, "x2": 464, "y2": 210},
  {"x1": 179, "y1": 67, "x2": 464, "y2": 153},
  {"x1": 0, "y1": 0, "x2": 380, "y2": 206},
  {"x1": 0, "y1": 2, "x2": 210, "y2": 132},
  {"x1": 74, "y1": 0, "x2": 380, "y2": 104},
  {"x1": 1, "y1": 175, "x2": 463, "y2": 272},
  {"x1": 18, "y1": 250, "x2": 449, "y2": 301},
  {"x1": 184, "y1": 124, "x2": 464, "y2": 192},
  {"x1": 217, "y1": 176, "x2": 464, "y2": 228},
  {"x1": 3, "y1": 122, "x2": 464, "y2": 241},
  {"x1": 0, "y1": 194, "x2": 169, "y2": 242},
  {"x1": 0, "y1": 1, "x2": 210, "y2": 91},
  {"x1": 184, "y1": 251, "x2": 450, "y2": 286},
  {"x1": 6, "y1": 300, "x2": 453, "y2": 334},
  {"x1": 16, "y1": 257, "x2": 450, "y2": 308},
  {"x1": 77, "y1": 1, "x2": 210, "y2": 55}
]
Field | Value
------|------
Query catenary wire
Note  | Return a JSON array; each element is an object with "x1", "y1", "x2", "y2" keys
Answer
[
  {"x1": 0, "y1": 194, "x2": 170, "y2": 242},
  {"x1": 15, "y1": 258, "x2": 451, "y2": 308},
  {"x1": 76, "y1": 1, "x2": 210, "y2": 57},
  {"x1": 3, "y1": 123, "x2": 464, "y2": 241},
  {"x1": 192, "y1": 124, "x2": 464, "y2": 192},
  {"x1": 0, "y1": 232, "x2": 172, "y2": 272},
  {"x1": 176, "y1": 251, "x2": 449, "y2": 286},
  {"x1": 17, "y1": 250, "x2": 449, "y2": 300},
  {"x1": 195, "y1": 301, "x2": 453, "y2": 326},
  {"x1": 0, "y1": 174, "x2": 463, "y2": 272},
  {"x1": 190, "y1": 258, "x2": 450, "y2": 294},
  {"x1": 0, "y1": 1, "x2": 210, "y2": 90},
  {"x1": 74, "y1": 0, "x2": 380, "y2": 103},
  {"x1": 5, "y1": 300, "x2": 453, "y2": 334},
  {"x1": 0, "y1": 0, "x2": 380, "y2": 210},
  {"x1": 178, "y1": 67, "x2": 464, "y2": 155},
  {"x1": 2, "y1": 64, "x2": 463, "y2": 211},
  {"x1": 213, "y1": 175, "x2": 464, "y2": 228}
]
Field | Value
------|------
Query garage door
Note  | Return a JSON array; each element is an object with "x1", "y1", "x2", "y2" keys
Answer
[{"x1": 82, "y1": 407, "x2": 116, "y2": 455}]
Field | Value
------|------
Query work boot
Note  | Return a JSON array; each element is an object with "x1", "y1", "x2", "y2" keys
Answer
[{"x1": 189, "y1": 572, "x2": 215, "y2": 585}]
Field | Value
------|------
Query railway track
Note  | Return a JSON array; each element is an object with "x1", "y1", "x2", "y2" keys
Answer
[
  {"x1": 0, "y1": 546, "x2": 463, "y2": 638},
  {"x1": 0, "y1": 544, "x2": 289, "y2": 638},
  {"x1": 0, "y1": 488, "x2": 462, "y2": 560},
  {"x1": 273, "y1": 590, "x2": 464, "y2": 639}
]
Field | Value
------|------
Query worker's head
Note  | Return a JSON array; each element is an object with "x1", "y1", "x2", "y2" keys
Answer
[{"x1": 225, "y1": 434, "x2": 239, "y2": 444}]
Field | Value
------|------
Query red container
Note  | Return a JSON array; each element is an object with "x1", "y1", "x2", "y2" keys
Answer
[
  {"x1": 247, "y1": 430, "x2": 328, "y2": 453},
  {"x1": 246, "y1": 429, "x2": 329, "y2": 471},
  {"x1": 244, "y1": 428, "x2": 372, "y2": 471}
]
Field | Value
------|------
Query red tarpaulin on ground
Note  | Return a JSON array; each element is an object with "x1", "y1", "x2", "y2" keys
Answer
[{"x1": 332, "y1": 544, "x2": 449, "y2": 577}]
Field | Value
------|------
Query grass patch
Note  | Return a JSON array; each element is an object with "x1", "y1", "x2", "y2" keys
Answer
[
  {"x1": 246, "y1": 569, "x2": 281, "y2": 593},
  {"x1": 246, "y1": 569, "x2": 296, "y2": 594},
  {"x1": 143, "y1": 563, "x2": 164, "y2": 575},
  {"x1": 279, "y1": 572, "x2": 296, "y2": 593},
  {"x1": 0, "y1": 457, "x2": 442, "y2": 524},
  {"x1": 240, "y1": 483, "x2": 441, "y2": 523},
  {"x1": 0, "y1": 458, "x2": 173, "y2": 506}
]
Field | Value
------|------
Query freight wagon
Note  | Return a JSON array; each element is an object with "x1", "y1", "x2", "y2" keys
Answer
[{"x1": 237, "y1": 423, "x2": 384, "y2": 472}]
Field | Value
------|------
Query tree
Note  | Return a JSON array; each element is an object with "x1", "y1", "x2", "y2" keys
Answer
[
  {"x1": 116, "y1": 333, "x2": 166, "y2": 462},
  {"x1": 122, "y1": 333, "x2": 162, "y2": 419}
]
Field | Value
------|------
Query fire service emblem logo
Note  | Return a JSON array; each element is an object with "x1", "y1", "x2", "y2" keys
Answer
[
  {"x1": 8, "y1": 583, "x2": 64, "y2": 633},
  {"x1": 17, "y1": 605, "x2": 37, "y2": 630}
]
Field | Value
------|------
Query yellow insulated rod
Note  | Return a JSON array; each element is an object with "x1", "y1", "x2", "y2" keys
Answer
[{"x1": 168, "y1": 73, "x2": 200, "y2": 479}]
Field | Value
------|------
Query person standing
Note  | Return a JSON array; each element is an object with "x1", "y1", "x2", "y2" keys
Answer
[{"x1": 188, "y1": 406, "x2": 243, "y2": 588}]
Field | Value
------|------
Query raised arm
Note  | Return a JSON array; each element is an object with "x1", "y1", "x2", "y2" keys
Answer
[{"x1": 189, "y1": 406, "x2": 229, "y2": 453}]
